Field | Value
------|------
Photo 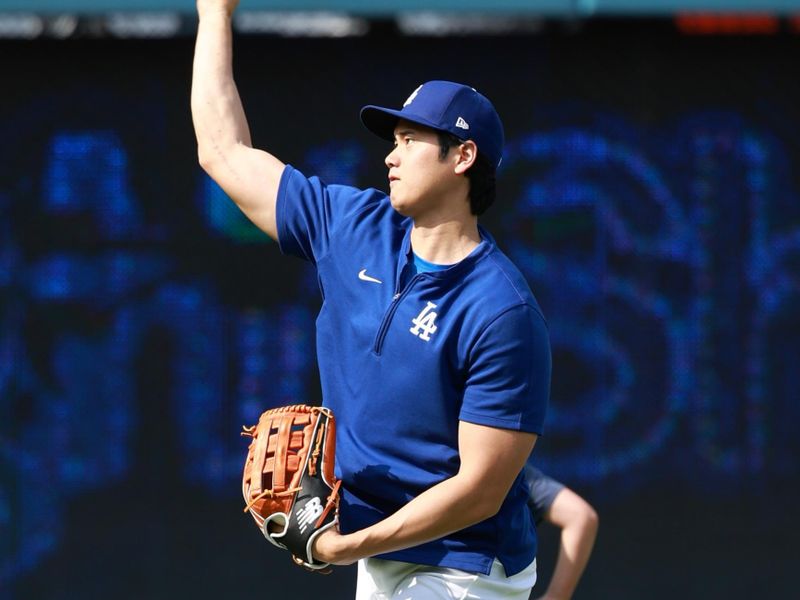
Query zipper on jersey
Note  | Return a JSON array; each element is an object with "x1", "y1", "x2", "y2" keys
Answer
[{"x1": 372, "y1": 275, "x2": 421, "y2": 356}]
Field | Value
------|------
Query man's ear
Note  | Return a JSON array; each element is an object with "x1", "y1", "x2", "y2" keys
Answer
[{"x1": 453, "y1": 140, "x2": 478, "y2": 175}]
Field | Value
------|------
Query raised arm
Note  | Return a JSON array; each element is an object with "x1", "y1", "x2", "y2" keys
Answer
[{"x1": 191, "y1": 0, "x2": 285, "y2": 240}]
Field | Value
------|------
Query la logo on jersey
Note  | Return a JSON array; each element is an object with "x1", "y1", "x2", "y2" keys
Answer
[
  {"x1": 296, "y1": 497, "x2": 323, "y2": 534},
  {"x1": 410, "y1": 301, "x2": 439, "y2": 342}
]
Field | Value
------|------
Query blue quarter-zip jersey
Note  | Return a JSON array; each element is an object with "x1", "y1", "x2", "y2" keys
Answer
[{"x1": 276, "y1": 165, "x2": 551, "y2": 576}]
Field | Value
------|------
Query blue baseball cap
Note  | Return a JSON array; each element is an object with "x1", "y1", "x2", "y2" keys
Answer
[{"x1": 360, "y1": 80, "x2": 505, "y2": 169}]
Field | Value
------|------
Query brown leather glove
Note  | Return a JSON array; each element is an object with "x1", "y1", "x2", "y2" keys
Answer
[{"x1": 241, "y1": 405, "x2": 341, "y2": 571}]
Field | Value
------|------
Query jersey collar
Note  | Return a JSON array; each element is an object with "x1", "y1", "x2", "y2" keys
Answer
[{"x1": 396, "y1": 222, "x2": 495, "y2": 284}]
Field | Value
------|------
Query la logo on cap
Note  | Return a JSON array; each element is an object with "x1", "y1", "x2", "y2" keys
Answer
[{"x1": 403, "y1": 85, "x2": 422, "y2": 107}]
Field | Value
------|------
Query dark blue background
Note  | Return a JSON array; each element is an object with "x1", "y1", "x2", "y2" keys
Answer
[{"x1": 1, "y1": 22, "x2": 799, "y2": 598}]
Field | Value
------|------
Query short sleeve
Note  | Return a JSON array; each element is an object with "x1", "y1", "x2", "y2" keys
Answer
[
  {"x1": 276, "y1": 164, "x2": 385, "y2": 264},
  {"x1": 524, "y1": 465, "x2": 565, "y2": 524},
  {"x1": 460, "y1": 303, "x2": 550, "y2": 433}
]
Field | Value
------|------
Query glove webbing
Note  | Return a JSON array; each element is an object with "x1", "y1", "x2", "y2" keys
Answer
[
  {"x1": 242, "y1": 486, "x2": 302, "y2": 514},
  {"x1": 241, "y1": 415, "x2": 329, "y2": 514},
  {"x1": 241, "y1": 406, "x2": 331, "y2": 514}
]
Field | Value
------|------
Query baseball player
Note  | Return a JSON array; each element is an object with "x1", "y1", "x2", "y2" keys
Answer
[
  {"x1": 192, "y1": 2, "x2": 551, "y2": 598},
  {"x1": 525, "y1": 466, "x2": 598, "y2": 600}
]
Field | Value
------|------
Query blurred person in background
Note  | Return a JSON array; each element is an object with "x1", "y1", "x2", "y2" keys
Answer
[{"x1": 525, "y1": 466, "x2": 598, "y2": 600}]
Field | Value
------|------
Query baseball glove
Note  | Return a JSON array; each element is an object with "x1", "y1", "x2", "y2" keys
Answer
[{"x1": 241, "y1": 404, "x2": 341, "y2": 571}]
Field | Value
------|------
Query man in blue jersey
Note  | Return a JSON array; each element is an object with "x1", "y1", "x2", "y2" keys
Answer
[{"x1": 192, "y1": 1, "x2": 551, "y2": 598}]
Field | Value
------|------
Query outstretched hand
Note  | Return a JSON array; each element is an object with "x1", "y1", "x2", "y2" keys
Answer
[{"x1": 196, "y1": 0, "x2": 240, "y2": 18}]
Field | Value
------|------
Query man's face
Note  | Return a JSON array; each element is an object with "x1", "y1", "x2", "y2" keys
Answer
[{"x1": 384, "y1": 120, "x2": 458, "y2": 218}]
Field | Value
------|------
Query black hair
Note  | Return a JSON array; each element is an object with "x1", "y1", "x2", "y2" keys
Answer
[{"x1": 436, "y1": 130, "x2": 496, "y2": 216}]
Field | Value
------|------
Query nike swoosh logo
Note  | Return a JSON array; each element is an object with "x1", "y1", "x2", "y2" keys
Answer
[{"x1": 358, "y1": 269, "x2": 382, "y2": 284}]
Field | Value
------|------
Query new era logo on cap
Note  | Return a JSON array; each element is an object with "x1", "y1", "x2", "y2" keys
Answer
[{"x1": 359, "y1": 80, "x2": 505, "y2": 169}]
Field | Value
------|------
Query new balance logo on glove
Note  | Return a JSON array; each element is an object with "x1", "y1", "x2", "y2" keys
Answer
[{"x1": 296, "y1": 497, "x2": 324, "y2": 534}]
